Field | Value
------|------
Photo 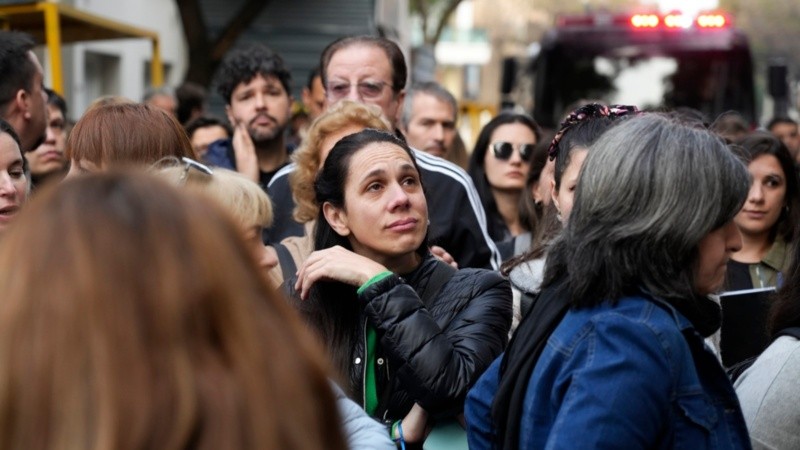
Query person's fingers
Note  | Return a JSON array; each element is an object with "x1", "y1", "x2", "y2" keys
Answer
[
  {"x1": 294, "y1": 253, "x2": 315, "y2": 294},
  {"x1": 300, "y1": 262, "x2": 329, "y2": 300},
  {"x1": 295, "y1": 250, "x2": 330, "y2": 300},
  {"x1": 430, "y1": 245, "x2": 457, "y2": 268}
]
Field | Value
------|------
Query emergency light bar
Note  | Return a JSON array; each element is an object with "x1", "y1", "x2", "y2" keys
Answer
[
  {"x1": 630, "y1": 12, "x2": 729, "y2": 29},
  {"x1": 696, "y1": 14, "x2": 727, "y2": 28},
  {"x1": 630, "y1": 14, "x2": 659, "y2": 28},
  {"x1": 557, "y1": 12, "x2": 730, "y2": 30}
]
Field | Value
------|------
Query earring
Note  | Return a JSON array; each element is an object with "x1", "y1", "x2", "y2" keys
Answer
[
  {"x1": 556, "y1": 211, "x2": 563, "y2": 223},
  {"x1": 427, "y1": 219, "x2": 431, "y2": 227}
]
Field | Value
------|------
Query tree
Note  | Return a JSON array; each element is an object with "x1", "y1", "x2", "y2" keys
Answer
[
  {"x1": 719, "y1": 0, "x2": 800, "y2": 75},
  {"x1": 176, "y1": 0, "x2": 273, "y2": 86},
  {"x1": 411, "y1": 0, "x2": 466, "y2": 46}
]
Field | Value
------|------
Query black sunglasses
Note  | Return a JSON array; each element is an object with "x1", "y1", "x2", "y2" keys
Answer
[{"x1": 491, "y1": 142, "x2": 535, "y2": 162}]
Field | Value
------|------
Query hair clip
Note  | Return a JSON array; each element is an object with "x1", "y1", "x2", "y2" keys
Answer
[{"x1": 547, "y1": 103, "x2": 640, "y2": 160}]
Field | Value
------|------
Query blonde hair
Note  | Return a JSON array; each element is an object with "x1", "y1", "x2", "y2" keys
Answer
[
  {"x1": 0, "y1": 172, "x2": 345, "y2": 450},
  {"x1": 155, "y1": 163, "x2": 273, "y2": 229},
  {"x1": 290, "y1": 101, "x2": 391, "y2": 223},
  {"x1": 86, "y1": 95, "x2": 135, "y2": 109}
]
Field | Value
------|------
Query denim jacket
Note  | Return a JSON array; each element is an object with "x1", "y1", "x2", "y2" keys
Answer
[{"x1": 466, "y1": 294, "x2": 752, "y2": 450}]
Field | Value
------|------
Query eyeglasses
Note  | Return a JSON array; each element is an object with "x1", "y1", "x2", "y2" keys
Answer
[
  {"x1": 492, "y1": 142, "x2": 535, "y2": 162},
  {"x1": 179, "y1": 157, "x2": 213, "y2": 184},
  {"x1": 326, "y1": 80, "x2": 392, "y2": 100}
]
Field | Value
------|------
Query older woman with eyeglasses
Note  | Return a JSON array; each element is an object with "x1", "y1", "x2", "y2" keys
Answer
[
  {"x1": 468, "y1": 113, "x2": 542, "y2": 244},
  {"x1": 153, "y1": 158, "x2": 279, "y2": 274}
]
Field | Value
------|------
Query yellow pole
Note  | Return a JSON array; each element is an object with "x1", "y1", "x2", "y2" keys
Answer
[
  {"x1": 42, "y1": 3, "x2": 64, "y2": 95},
  {"x1": 150, "y1": 37, "x2": 163, "y2": 87}
]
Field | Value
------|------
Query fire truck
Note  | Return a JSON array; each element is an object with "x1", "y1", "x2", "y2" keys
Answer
[{"x1": 508, "y1": 10, "x2": 756, "y2": 129}]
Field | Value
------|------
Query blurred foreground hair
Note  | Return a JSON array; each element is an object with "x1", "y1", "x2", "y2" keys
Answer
[{"x1": 0, "y1": 172, "x2": 344, "y2": 450}]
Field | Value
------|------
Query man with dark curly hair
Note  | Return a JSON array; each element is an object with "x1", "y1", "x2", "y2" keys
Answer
[{"x1": 205, "y1": 43, "x2": 293, "y2": 188}]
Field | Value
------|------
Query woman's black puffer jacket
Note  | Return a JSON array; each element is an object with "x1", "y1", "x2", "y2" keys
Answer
[{"x1": 354, "y1": 255, "x2": 511, "y2": 422}]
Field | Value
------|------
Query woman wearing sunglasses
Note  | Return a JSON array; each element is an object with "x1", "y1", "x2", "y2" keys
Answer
[{"x1": 468, "y1": 113, "x2": 542, "y2": 244}]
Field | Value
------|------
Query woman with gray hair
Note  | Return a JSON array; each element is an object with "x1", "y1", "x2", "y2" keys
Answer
[{"x1": 466, "y1": 113, "x2": 753, "y2": 449}]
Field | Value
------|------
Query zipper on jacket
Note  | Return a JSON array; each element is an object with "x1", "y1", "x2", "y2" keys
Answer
[{"x1": 361, "y1": 316, "x2": 368, "y2": 409}]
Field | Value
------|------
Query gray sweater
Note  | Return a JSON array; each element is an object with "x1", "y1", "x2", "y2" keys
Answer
[
  {"x1": 734, "y1": 336, "x2": 800, "y2": 450},
  {"x1": 332, "y1": 382, "x2": 395, "y2": 450}
]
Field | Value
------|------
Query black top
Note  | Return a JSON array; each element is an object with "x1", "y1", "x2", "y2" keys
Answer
[
  {"x1": 287, "y1": 255, "x2": 512, "y2": 420},
  {"x1": 726, "y1": 259, "x2": 753, "y2": 291}
]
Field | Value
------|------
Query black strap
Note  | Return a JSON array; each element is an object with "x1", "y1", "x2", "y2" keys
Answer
[
  {"x1": 419, "y1": 261, "x2": 456, "y2": 308},
  {"x1": 726, "y1": 356, "x2": 757, "y2": 383},
  {"x1": 728, "y1": 326, "x2": 800, "y2": 383},
  {"x1": 274, "y1": 243, "x2": 297, "y2": 283},
  {"x1": 492, "y1": 278, "x2": 571, "y2": 450},
  {"x1": 775, "y1": 326, "x2": 800, "y2": 340}
]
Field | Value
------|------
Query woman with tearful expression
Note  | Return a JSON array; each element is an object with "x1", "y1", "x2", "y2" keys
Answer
[{"x1": 290, "y1": 129, "x2": 511, "y2": 448}]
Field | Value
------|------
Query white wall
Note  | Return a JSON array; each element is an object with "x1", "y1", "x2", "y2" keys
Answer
[{"x1": 42, "y1": 0, "x2": 187, "y2": 118}]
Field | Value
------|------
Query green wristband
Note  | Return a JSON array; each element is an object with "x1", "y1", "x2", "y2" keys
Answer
[{"x1": 357, "y1": 270, "x2": 394, "y2": 295}]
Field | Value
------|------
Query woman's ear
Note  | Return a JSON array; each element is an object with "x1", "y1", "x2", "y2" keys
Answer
[
  {"x1": 322, "y1": 202, "x2": 351, "y2": 237},
  {"x1": 550, "y1": 178, "x2": 560, "y2": 213},
  {"x1": 531, "y1": 180, "x2": 542, "y2": 204}
]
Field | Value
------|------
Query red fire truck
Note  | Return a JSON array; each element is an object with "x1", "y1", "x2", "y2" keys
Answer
[{"x1": 512, "y1": 10, "x2": 756, "y2": 129}]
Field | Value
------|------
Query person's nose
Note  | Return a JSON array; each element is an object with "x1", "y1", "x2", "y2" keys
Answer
[
  {"x1": 387, "y1": 182, "x2": 411, "y2": 210},
  {"x1": 254, "y1": 92, "x2": 267, "y2": 110},
  {"x1": 0, "y1": 174, "x2": 15, "y2": 198},
  {"x1": 44, "y1": 124, "x2": 57, "y2": 145},
  {"x1": 258, "y1": 244, "x2": 278, "y2": 270},
  {"x1": 432, "y1": 123, "x2": 445, "y2": 143},
  {"x1": 726, "y1": 221, "x2": 743, "y2": 253},
  {"x1": 345, "y1": 84, "x2": 362, "y2": 102},
  {"x1": 508, "y1": 146, "x2": 524, "y2": 165},
  {"x1": 747, "y1": 181, "x2": 764, "y2": 204}
]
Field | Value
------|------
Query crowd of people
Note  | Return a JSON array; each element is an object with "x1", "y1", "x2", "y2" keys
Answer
[{"x1": 1, "y1": 26, "x2": 800, "y2": 450}]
